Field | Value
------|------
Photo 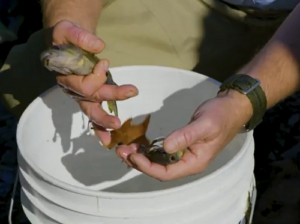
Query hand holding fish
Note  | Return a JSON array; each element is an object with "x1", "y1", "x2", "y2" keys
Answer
[
  {"x1": 116, "y1": 90, "x2": 253, "y2": 181},
  {"x1": 40, "y1": 20, "x2": 138, "y2": 145}
]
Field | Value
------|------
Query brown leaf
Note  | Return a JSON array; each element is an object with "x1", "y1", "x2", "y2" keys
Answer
[{"x1": 105, "y1": 115, "x2": 151, "y2": 149}]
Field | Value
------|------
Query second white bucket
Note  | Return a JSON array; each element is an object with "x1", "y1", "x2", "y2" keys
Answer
[{"x1": 17, "y1": 66, "x2": 256, "y2": 224}]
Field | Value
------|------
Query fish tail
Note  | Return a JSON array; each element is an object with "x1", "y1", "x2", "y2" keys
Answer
[
  {"x1": 107, "y1": 101, "x2": 118, "y2": 117},
  {"x1": 105, "y1": 70, "x2": 118, "y2": 116}
]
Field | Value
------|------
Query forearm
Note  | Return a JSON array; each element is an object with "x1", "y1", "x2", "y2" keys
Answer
[
  {"x1": 239, "y1": 3, "x2": 300, "y2": 109},
  {"x1": 41, "y1": 0, "x2": 103, "y2": 33}
]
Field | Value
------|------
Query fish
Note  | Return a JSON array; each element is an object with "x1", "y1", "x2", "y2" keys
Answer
[
  {"x1": 40, "y1": 44, "x2": 118, "y2": 117},
  {"x1": 137, "y1": 137, "x2": 185, "y2": 166},
  {"x1": 105, "y1": 114, "x2": 184, "y2": 165}
]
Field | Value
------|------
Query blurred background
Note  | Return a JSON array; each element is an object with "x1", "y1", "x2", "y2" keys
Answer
[{"x1": 0, "y1": 1, "x2": 42, "y2": 223}]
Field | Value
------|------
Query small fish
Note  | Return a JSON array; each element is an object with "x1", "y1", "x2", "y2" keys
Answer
[
  {"x1": 106, "y1": 114, "x2": 184, "y2": 166},
  {"x1": 40, "y1": 44, "x2": 118, "y2": 117},
  {"x1": 137, "y1": 137, "x2": 185, "y2": 166}
]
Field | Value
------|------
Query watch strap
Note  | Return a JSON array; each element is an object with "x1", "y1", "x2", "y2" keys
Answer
[{"x1": 219, "y1": 74, "x2": 267, "y2": 131}]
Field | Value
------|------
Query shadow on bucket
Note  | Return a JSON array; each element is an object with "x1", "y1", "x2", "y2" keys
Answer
[{"x1": 18, "y1": 67, "x2": 246, "y2": 193}]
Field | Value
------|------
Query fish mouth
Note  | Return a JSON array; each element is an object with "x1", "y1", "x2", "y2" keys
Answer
[
  {"x1": 44, "y1": 58, "x2": 50, "y2": 66},
  {"x1": 169, "y1": 155, "x2": 177, "y2": 162},
  {"x1": 40, "y1": 51, "x2": 56, "y2": 72},
  {"x1": 40, "y1": 51, "x2": 52, "y2": 64}
]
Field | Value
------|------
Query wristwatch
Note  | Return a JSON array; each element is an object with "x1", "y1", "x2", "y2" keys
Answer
[{"x1": 218, "y1": 74, "x2": 267, "y2": 132}]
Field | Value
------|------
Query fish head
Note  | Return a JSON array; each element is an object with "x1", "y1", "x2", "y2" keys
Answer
[
  {"x1": 40, "y1": 45, "x2": 84, "y2": 75},
  {"x1": 137, "y1": 137, "x2": 184, "y2": 166}
]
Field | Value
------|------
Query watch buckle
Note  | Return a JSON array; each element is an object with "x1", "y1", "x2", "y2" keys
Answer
[{"x1": 240, "y1": 79, "x2": 261, "y2": 95}]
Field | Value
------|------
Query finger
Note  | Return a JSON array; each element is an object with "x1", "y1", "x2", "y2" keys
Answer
[
  {"x1": 95, "y1": 84, "x2": 138, "y2": 101},
  {"x1": 53, "y1": 20, "x2": 105, "y2": 53},
  {"x1": 91, "y1": 57, "x2": 137, "y2": 99},
  {"x1": 56, "y1": 59, "x2": 109, "y2": 98},
  {"x1": 57, "y1": 60, "x2": 139, "y2": 101},
  {"x1": 59, "y1": 84, "x2": 88, "y2": 101},
  {"x1": 128, "y1": 150, "x2": 204, "y2": 181},
  {"x1": 163, "y1": 121, "x2": 205, "y2": 154},
  {"x1": 78, "y1": 101, "x2": 121, "y2": 129},
  {"x1": 116, "y1": 144, "x2": 138, "y2": 159},
  {"x1": 59, "y1": 76, "x2": 138, "y2": 102},
  {"x1": 91, "y1": 123, "x2": 111, "y2": 146}
]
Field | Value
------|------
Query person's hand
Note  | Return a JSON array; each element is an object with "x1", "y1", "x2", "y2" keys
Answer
[
  {"x1": 49, "y1": 20, "x2": 138, "y2": 145},
  {"x1": 116, "y1": 90, "x2": 253, "y2": 181}
]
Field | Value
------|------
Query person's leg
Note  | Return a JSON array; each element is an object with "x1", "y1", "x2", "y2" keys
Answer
[{"x1": 0, "y1": 0, "x2": 283, "y2": 117}]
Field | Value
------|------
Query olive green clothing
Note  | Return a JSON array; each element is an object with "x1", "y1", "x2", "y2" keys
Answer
[{"x1": 0, "y1": 0, "x2": 290, "y2": 117}]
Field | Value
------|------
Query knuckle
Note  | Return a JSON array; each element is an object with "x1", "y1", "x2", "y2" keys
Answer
[
  {"x1": 116, "y1": 89, "x2": 126, "y2": 100},
  {"x1": 80, "y1": 85, "x2": 92, "y2": 97},
  {"x1": 182, "y1": 131, "x2": 194, "y2": 147},
  {"x1": 204, "y1": 118, "x2": 220, "y2": 133},
  {"x1": 73, "y1": 29, "x2": 88, "y2": 46},
  {"x1": 56, "y1": 20, "x2": 69, "y2": 27},
  {"x1": 52, "y1": 20, "x2": 74, "y2": 43},
  {"x1": 53, "y1": 20, "x2": 68, "y2": 35},
  {"x1": 79, "y1": 79, "x2": 95, "y2": 98},
  {"x1": 92, "y1": 91, "x2": 104, "y2": 101}
]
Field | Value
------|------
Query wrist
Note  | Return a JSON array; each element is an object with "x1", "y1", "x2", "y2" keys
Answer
[
  {"x1": 43, "y1": 17, "x2": 96, "y2": 34},
  {"x1": 217, "y1": 89, "x2": 253, "y2": 128}
]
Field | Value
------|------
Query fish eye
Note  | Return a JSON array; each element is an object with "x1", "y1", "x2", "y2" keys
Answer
[
  {"x1": 53, "y1": 45, "x2": 60, "y2": 50},
  {"x1": 170, "y1": 155, "x2": 176, "y2": 161}
]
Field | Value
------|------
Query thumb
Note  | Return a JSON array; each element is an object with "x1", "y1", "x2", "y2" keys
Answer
[
  {"x1": 52, "y1": 20, "x2": 105, "y2": 53},
  {"x1": 164, "y1": 120, "x2": 203, "y2": 154}
]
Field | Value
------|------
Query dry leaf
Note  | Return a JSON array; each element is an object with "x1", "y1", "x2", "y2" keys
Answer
[{"x1": 105, "y1": 115, "x2": 151, "y2": 149}]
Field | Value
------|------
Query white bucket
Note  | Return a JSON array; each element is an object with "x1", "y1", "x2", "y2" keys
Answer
[{"x1": 17, "y1": 66, "x2": 256, "y2": 224}]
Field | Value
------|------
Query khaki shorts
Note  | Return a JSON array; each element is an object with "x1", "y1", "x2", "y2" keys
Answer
[{"x1": 0, "y1": 0, "x2": 289, "y2": 117}]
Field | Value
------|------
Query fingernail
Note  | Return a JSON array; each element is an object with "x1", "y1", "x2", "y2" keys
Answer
[
  {"x1": 164, "y1": 139, "x2": 176, "y2": 153},
  {"x1": 120, "y1": 152, "x2": 128, "y2": 159},
  {"x1": 131, "y1": 144, "x2": 138, "y2": 151},
  {"x1": 100, "y1": 60, "x2": 109, "y2": 71},
  {"x1": 89, "y1": 39, "x2": 102, "y2": 50},
  {"x1": 125, "y1": 90, "x2": 137, "y2": 98}
]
